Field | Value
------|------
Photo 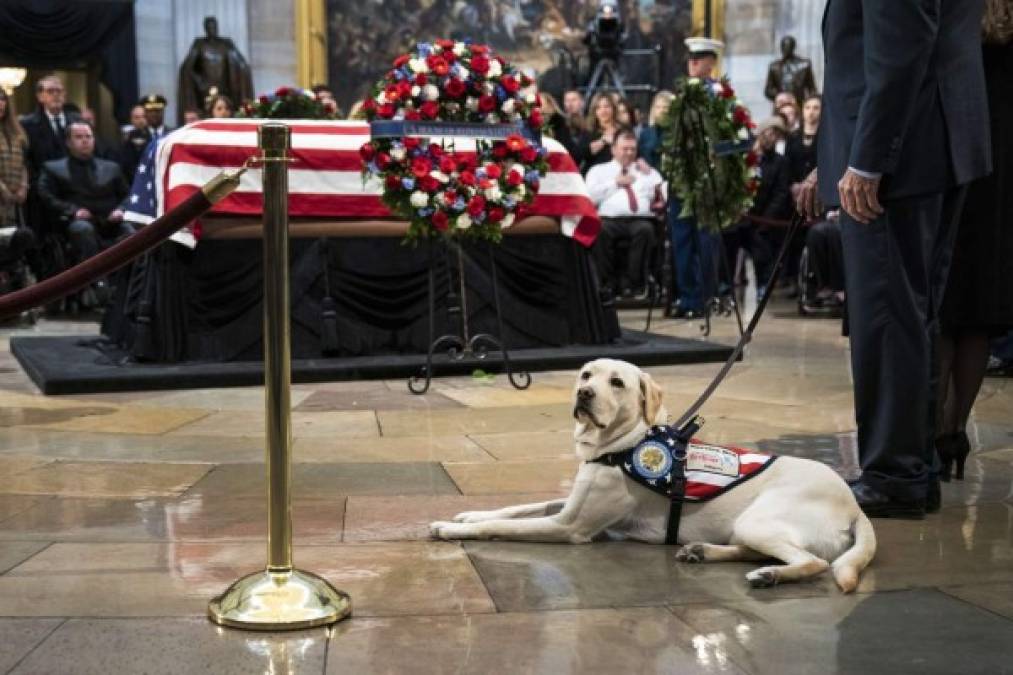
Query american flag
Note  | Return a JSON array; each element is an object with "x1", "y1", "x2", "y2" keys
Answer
[{"x1": 148, "y1": 119, "x2": 601, "y2": 247}]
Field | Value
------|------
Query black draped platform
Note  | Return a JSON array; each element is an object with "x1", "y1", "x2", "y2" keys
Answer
[{"x1": 11, "y1": 229, "x2": 735, "y2": 394}]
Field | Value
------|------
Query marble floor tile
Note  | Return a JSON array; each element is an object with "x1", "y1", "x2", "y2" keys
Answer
[
  {"x1": 0, "y1": 618, "x2": 64, "y2": 674},
  {"x1": 377, "y1": 404, "x2": 573, "y2": 437},
  {"x1": 26, "y1": 406, "x2": 212, "y2": 435},
  {"x1": 0, "y1": 541, "x2": 495, "y2": 618},
  {"x1": 113, "y1": 387, "x2": 313, "y2": 412},
  {"x1": 464, "y1": 541, "x2": 839, "y2": 613},
  {"x1": 294, "y1": 388, "x2": 462, "y2": 411},
  {"x1": 169, "y1": 410, "x2": 379, "y2": 439},
  {"x1": 0, "y1": 541, "x2": 50, "y2": 574},
  {"x1": 293, "y1": 434, "x2": 493, "y2": 463},
  {"x1": 0, "y1": 495, "x2": 344, "y2": 544},
  {"x1": 326, "y1": 608, "x2": 746, "y2": 675},
  {"x1": 0, "y1": 461, "x2": 213, "y2": 498},
  {"x1": 436, "y1": 384, "x2": 573, "y2": 408},
  {"x1": 0, "y1": 405, "x2": 119, "y2": 429},
  {"x1": 0, "y1": 456, "x2": 53, "y2": 478},
  {"x1": 10, "y1": 618, "x2": 327, "y2": 675},
  {"x1": 941, "y1": 582, "x2": 1013, "y2": 621},
  {"x1": 668, "y1": 589, "x2": 1013, "y2": 675},
  {"x1": 184, "y1": 462, "x2": 460, "y2": 499},
  {"x1": 442, "y1": 459, "x2": 578, "y2": 495},
  {"x1": 0, "y1": 496, "x2": 53, "y2": 524},
  {"x1": 467, "y1": 430, "x2": 576, "y2": 460},
  {"x1": 661, "y1": 395, "x2": 858, "y2": 435},
  {"x1": 343, "y1": 493, "x2": 561, "y2": 542}
]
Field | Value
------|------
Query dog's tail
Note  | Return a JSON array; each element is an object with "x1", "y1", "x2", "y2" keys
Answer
[{"x1": 831, "y1": 511, "x2": 877, "y2": 593}]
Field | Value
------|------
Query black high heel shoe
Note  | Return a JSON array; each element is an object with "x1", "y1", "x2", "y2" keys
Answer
[{"x1": 936, "y1": 432, "x2": 971, "y2": 482}]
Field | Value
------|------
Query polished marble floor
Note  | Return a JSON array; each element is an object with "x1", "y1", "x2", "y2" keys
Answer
[{"x1": 0, "y1": 303, "x2": 1011, "y2": 674}]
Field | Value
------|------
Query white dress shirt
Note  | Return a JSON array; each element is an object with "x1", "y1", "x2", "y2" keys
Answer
[{"x1": 585, "y1": 159, "x2": 664, "y2": 218}]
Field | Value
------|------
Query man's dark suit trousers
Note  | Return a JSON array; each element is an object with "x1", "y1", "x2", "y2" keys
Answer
[
  {"x1": 592, "y1": 217, "x2": 656, "y2": 291},
  {"x1": 841, "y1": 186, "x2": 967, "y2": 502}
]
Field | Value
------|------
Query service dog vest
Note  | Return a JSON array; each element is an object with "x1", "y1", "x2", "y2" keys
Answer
[{"x1": 591, "y1": 422, "x2": 777, "y2": 543}]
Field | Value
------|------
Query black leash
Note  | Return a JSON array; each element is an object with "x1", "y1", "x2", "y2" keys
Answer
[{"x1": 672, "y1": 210, "x2": 807, "y2": 430}]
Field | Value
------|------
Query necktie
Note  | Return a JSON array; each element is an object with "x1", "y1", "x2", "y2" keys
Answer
[
  {"x1": 54, "y1": 114, "x2": 64, "y2": 138},
  {"x1": 622, "y1": 166, "x2": 638, "y2": 214}
]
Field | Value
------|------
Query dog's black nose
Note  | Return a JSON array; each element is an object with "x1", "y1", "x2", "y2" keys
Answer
[{"x1": 578, "y1": 387, "x2": 595, "y2": 401}]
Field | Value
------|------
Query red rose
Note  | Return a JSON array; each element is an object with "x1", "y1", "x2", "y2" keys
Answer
[
  {"x1": 444, "y1": 51, "x2": 456, "y2": 64},
  {"x1": 362, "y1": 98, "x2": 376, "y2": 112},
  {"x1": 414, "y1": 73, "x2": 428, "y2": 86},
  {"x1": 404, "y1": 109, "x2": 421, "y2": 120},
  {"x1": 420, "y1": 100, "x2": 440, "y2": 119},
  {"x1": 505, "y1": 134, "x2": 526, "y2": 153},
  {"x1": 506, "y1": 171, "x2": 523, "y2": 187},
  {"x1": 378, "y1": 103, "x2": 395, "y2": 119},
  {"x1": 456, "y1": 156, "x2": 475, "y2": 172},
  {"x1": 478, "y1": 178, "x2": 494, "y2": 190},
  {"x1": 520, "y1": 146, "x2": 538, "y2": 163},
  {"x1": 444, "y1": 78, "x2": 466, "y2": 97},
  {"x1": 720, "y1": 84, "x2": 735, "y2": 99},
  {"x1": 470, "y1": 44, "x2": 489, "y2": 56},
  {"x1": 393, "y1": 54, "x2": 411, "y2": 68},
  {"x1": 467, "y1": 195, "x2": 486, "y2": 216},
  {"x1": 528, "y1": 109, "x2": 543, "y2": 128},
  {"x1": 419, "y1": 175, "x2": 440, "y2": 192},
  {"x1": 428, "y1": 143, "x2": 444, "y2": 158},
  {"x1": 411, "y1": 157, "x2": 432, "y2": 178},
  {"x1": 528, "y1": 178, "x2": 540, "y2": 192},
  {"x1": 492, "y1": 143, "x2": 509, "y2": 158},
  {"x1": 471, "y1": 55, "x2": 490, "y2": 75},
  {"x1": 385, "y1": 174, "x2": 401, "y2": 190},
  {"x1": 427, "y1": 55, "x2": 450, "y2": 76},
  {"x1": 385, "y1": 84, "x2": 400, "y2": 101},
  {"x1": 436, "y1": 39, "x2": 455, "y2": 49},
  {"x1": 459, "y1": 171, "x2": 476, "y2": 186},
  {"x1": 478, "y1": 95, "x2": 496, "y2": 112},
  {"x1": 745, "y1": 150, "x2": 759, "y2": 167},
  {"x1": 259, "y1": 95, "x2": 270, "y2": 105},
  {"x1": 487, "y1": 206, "x2": 505, "y2": 223},
  {"x1": 733, "y1": 107, "x2": 751, "y2": 126},
  {"x1": 500, "y1": 75, "x2": 520, "y2": 94},
  {"x1": 323, "y1": 101, "x2": 336, "y2": 114},
  {"x1": 397, "y1": 80, "x2": 413, "y2": 99},
  {"x1": 484, "y1": 163, "x2": 502, "y2": 179},
  {"x1": 275, "y1": 86, "x2": 291, "y2": 97},
  {"x1": 439, "y1": 156, "x2": 457, "y2": 173},
  {"x1": 404, "y1": 137, "x2": 420, "y2": 149},
  {"x1": 432, "y1": 210, "x2": 449, "y2": 231},
  {"x1": 359, "y1": 143, "x2": 376, "y2": 162},
  {"x1": 443, "y1": 189, "x2": 458, "y2": 203},
  {"x1": 376, "y1": 153, "x2": 392, "y2": 169}
]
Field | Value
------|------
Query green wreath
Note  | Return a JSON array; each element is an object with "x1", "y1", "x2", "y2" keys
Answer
[{"x1": 659, "y1": 77, "x2": 759, "y2": 232}]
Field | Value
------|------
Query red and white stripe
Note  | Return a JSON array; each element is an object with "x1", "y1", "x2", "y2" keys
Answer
[
  {"x1": 155, "y1": 119, "x2": 601, "y2": 247},
  {"x1": 683, "y1": 443, "x2": 775, "y2": 501}
]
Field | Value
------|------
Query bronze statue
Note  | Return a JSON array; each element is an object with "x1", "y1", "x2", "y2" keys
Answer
[
  {"x1": 764, "y1": 36, "x2": 818, "y2": 104},
  {"x1": 178, "y1": 17, "x2": 254, "y2": 123}
]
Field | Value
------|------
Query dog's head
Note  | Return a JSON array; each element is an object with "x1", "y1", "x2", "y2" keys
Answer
[{"x1": 572, "y1": 359, "x2": 665, "y2": 457}]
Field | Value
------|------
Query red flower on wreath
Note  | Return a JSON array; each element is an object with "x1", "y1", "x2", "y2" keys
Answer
[
  {"x1": 362, "y1": 98, "x2": 376, "y2": 112},
  {"x1": 500, "y1": 75, "x2": 521, "y2": 94},
  {"x1": 420, "y1": 100, "x2": 440, "y2": 119},
  {"x1": 275, "y1": 86, "x2": 291, "y2": 97},
  {"x1": 432, "y1": 210, "x2": 450, "y2": 231},
  {"x1": 470, "y1": 45, "x2": 489, "y2": 56},
  {"x1": 439, "y1": 155, "x2": 457, "y2": 173},
  {"x1": 528, "y1": 109, "x2": 543, "y2": 128},
  {"x1": 478, "y1": 95, "x2": 496, "y2": 113},
  {"x1": 505, "y1": 134, "x2": 527, "y2": 153},
  {"x1": 427, "y1": 55, "x2": 450, "y2": 76},
  {"x1": 471, "y1": 55, "x2": 491, "y2": 75},
  {"x1": 377, "y1": 103, "x2": 395, "y2": 119},
  {"x1": 414, "y1": 73, "x2": 428, "y2": 86},
  {"x1": 506, "y1": 170, "x2": 523, "y2": 187},
  {"x1": 411, "y1": 157, "x2": 432, "y2": 178},
  {"x1": 404, "y1": 109, "x2": 421, "y2": 120},
  {"x1": 484, "y1": 163, "x2": 502, "y2": 179},
  {"x1": 359, "y1": 143, "x2": 376, "y2": 161},
  {"x1": 733, "y1": 106, "x2": 751, "y2": 126},
  {"x1": 459, "y1": 170, "x2": 477, "y2": 186},
  {"x1": 436, "y1": 38, "x2": 455, "y2": 49},
  {"x1": 393, "y1": 54, "x2": 411, "y2": 68},
  {"x1": 492, "y1": 144, "x2": 508, "y2": 159},
  {"x1": 419, "y1": 175, "x2": 441, "y2": 192},
  {"x1": 444, "y1": 78, "x2": 466, "y2": 98},
  {"x1": 520, "y1": 146, "x2": 539, "y2": 163},
  {"x1": 467, "y1": 195, "x2": 486, "y2": 216},
  {"x1": 376, "y1": 152, "x2": 392, "y2": 170},
  {"x1": 487, "y1": 206, "x2": 505, "y2": 223}
]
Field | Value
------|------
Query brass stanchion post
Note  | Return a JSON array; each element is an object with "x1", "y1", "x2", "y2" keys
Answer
[{"x1": 208, "y1": 122, "x2": 351, "y2": 630}]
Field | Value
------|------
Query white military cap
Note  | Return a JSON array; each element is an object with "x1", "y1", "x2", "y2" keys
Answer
[{"x1": 684, "y1": 37, "x2": 725, "y2": 57}]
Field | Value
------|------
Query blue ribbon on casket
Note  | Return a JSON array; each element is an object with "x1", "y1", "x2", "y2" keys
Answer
[{"x1": 369, "y1": 120, "x2": 541, "y2": 144}]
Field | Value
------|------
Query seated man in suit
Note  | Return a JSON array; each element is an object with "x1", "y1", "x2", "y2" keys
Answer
[
  {"x1": 585, "y1": 127, "x2": 664, "y2": 298},
  {"x1": 38, "y1": 120, "x2": 133, "y2": 267}
]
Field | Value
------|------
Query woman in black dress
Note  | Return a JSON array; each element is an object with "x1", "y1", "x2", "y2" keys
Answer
[
  {"x1": 579, "y1": 93, "x2": 620, "y2": 174},
  {"x1": 936, "y1": 0, "x2": 1013, "y2": 480}
]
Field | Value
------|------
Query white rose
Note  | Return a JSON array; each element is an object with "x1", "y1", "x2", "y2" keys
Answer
[
  {"x1": 501, "y1": 213, "x2": 515, "y2": 228},
  {"x1": 453, "y1": 42, "x2": 466, "y2": 56},
  {"x1": 430, "y1": 170, "x2": 450, "y2": 183},
  {"x1": 456, "y1": 213, "x2": 472, "y2": 229},
  {"x1": 410, "y1": 191, "x2": 429, "y2": 208},
  {"x1": 514, "y1": 184, "x2": 526, "y2": 198},
  {"x1": 411, "y1": 85, "x2": 421, "y2": 98},
  {"x1": 486, "y1": 113, "x2": 500, "y2": 123},
  {"x1": 466, "y1": 97, "x2": 479, "y2": 111},
  {"x1": 456, "y1": 66, "x2": 471, "y2": 80},
  {"x1": 409, "y1": 58, "x2": 429, "y2": 74},
  {"x1": 482, "y1": 82, "x2": 495, "y2": 95},
  {"x1": 524, "y1": 92, "x2": 537, "y2": 104},
  {"x1": 737, "y1": 127, "x2": 749, "y2": 140},
  {"x1": 376, "y1": 92, "x2": 387, "y2": 105},
  {"x1": 501, "y1": 99, "x2": 516, "y2": 114},
  {"x1": 424, "y1": 84, "x2": 440, "y2": 101},
  {"x1": 488, "y1": 60, "x2": 502, "y2": 77},
  {"x1": 711, "y1": 82, "x2": 724, "y2": 95},
  {"x1": 435, "y1": 192, "x2": 447, "y2": 206},
  {"x1": 687, "y1": 77, "x2": 700, "y2": 85},
  {"x1": 390, "y1": 146, "x2": 406, "y2": 161},
  {"x1": 485, "y1": 185, "x2": 502, "y2": 201}
]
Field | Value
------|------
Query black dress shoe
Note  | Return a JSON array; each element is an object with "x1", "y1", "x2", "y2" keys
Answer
[{"x1": 850, "y1": 481, "x2": 926, "y2": 519}]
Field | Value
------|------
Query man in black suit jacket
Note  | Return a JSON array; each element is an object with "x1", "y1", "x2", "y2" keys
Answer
[
  {"x1": 800, "y1": 0, "x2": 992, "y2": 518},
  {"x1": 121, "y1": 94, "x2": 174, "y2": 180},
  {"x1": 38, "y1": 120, "x2": 133, "y2": 265}
]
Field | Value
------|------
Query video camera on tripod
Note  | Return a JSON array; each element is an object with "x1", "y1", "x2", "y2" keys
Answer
[{"x1": 580, "y1": 0, "x2": 660, "y2": 112}]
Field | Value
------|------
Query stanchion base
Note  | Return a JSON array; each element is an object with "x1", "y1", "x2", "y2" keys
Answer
[{"x1": 208, "y1": 568, "x2": 351, "y2": 631}]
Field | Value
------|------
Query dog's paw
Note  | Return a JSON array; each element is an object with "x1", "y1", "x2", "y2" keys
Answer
[
  {"x1": 746, "y1": 568, "x2": 779, "y2": 588},
  {"x1": 675, "y1": 544, "x2": 706, "y2": 564},
  {"x1": 452, "y1": 511, "x2": 489, "y2": 523}
]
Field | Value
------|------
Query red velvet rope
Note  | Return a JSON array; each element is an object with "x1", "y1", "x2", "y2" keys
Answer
[{"x1": 0, "y1": 190, "x2": 215, "y2": 320}]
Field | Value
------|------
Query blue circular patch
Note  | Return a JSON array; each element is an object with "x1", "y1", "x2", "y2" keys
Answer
[{"x1": 632, "y1": 440, "x2": 673, "y2": 479}]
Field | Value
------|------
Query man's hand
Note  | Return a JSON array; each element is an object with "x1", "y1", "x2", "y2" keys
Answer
[
  {"x1": 837, "y1": 169, "x2": 884, "y2": 224},
  {"x1": 108, "y1": 209, "x2": 124, "y2": 224},
  {"x1": 795, "y1": 169, "x2": 821, "y2": 220},
  {"x1": 74, "y1": 208, "x2": 93, "y2": 222},
  {"x1": 14, "y1": 184, "x2": 27, "y2": 204},
  {"x1": 635, "y1": 158, "x2": 651, "y2": 174},
  {"x1": 615, "y1": 174, "x2": 634, "y2": 187}
]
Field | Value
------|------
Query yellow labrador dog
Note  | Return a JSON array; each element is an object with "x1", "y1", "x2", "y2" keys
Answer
[{"x1": 430, "y1": 358, "x2": 876, "y2": 592}]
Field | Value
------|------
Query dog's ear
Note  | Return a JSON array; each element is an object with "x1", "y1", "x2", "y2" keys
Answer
[{"x1": 640, "y1": 371, "x2": 663, "y2": 424}]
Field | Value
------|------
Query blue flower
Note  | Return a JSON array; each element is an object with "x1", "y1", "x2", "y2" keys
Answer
[
  {"x1": 418, "y1": 207, "x2": 434, "y2": 217},
  {"x1": 367, "y1": 161, "x2": 379, "y2": 174},
  {"x1": 402, "y1": 178, "x2": 416, "y2": 190},
  {"x1": 476, "y1": 168, "x2": 487, "y2": 179},
  {"x1": 503, "y1": 197, "x2": 516, "y2": 209},
  {"x1": 525, "y1": 170, "x2": 540, "y2": 183},
  {"x1": 453, "y1": 198, "x2": 466, "y2": 211},
  {"x1": 495, "y1": 85, "x2": 507, "y2": 101},
  {"x1": 416, "y1": 42, "x2": 433, "y2": 56}
]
